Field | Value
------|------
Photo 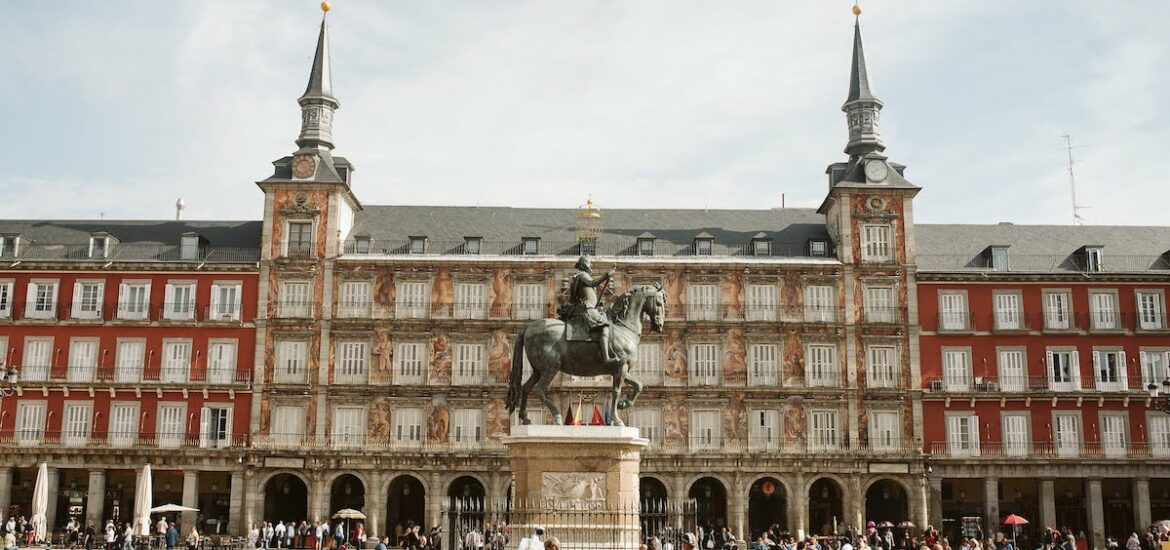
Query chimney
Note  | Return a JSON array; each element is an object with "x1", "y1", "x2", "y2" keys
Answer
[{"x1": 175, "y1": 198, "x2": 185, "y2": 221}]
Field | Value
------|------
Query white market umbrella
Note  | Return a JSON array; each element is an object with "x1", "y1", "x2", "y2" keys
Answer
[
  {"x1": 30, "y1": 463, "x2": 48, "y2": 543},
  {"x1": 133, "y1": 464, "x2": 154, "y2": 536},
  {"x1": 332, "y1": 509, "x2": 366, "y2": 543},
  {"x1": 151, "y1": 504, "x2": 200, "y2": 514}
]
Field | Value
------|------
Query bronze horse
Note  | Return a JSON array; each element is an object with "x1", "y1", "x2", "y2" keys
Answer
[{"x1": 505, "y1": 283, "x2": 666, "y2": 426}]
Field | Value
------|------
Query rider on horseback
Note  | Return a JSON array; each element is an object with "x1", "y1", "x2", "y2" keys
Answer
[{"x1": 565, "y1": 255, "x2": 620, "y2": 364}]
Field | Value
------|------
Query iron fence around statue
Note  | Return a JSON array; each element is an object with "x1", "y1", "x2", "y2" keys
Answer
[{"x1": 440, "y1": 499, "x2": 696, "y2": 550}]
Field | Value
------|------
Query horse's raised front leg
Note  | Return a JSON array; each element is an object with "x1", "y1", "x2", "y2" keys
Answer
[
  {"x1": 618, "y1": 364, "x2": 643, "y2": 410},
  {"x1": 608, "y1": 369, "x2": 626, "y2": 427},
  {"x1": 533, "y1": 371, "x2": 562, "y2": 425},
  {"x1": 517, "y1": 370, "x2": 541, "y2": 425}
]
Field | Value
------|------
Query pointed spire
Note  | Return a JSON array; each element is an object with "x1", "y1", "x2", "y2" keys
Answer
[
  {"x1": 841, "y1": 3, "x2": 885, "y2": 157},
  {"x1": 296, "y1": 9, "x2": 340, "y2": 152}
]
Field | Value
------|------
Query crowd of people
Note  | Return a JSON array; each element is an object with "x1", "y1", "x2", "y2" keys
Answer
[{"x1": 243, "y1": 520, "x2": 443, "y2": 550}]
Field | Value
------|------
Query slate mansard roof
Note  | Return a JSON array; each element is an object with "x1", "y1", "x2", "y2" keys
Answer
[
  {"x1": 0, "y1": 220, "x2": 262, "y2": 263},
  {"x1": 347, "y1": 205, "x2": 835, "y2": 258}
]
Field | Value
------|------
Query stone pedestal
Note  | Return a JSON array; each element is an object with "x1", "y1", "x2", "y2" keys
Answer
[{"x1": 505, "y1": 425, "x2": 647, "y2": 550}]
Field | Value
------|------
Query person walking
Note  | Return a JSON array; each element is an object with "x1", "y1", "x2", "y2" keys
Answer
[
  {"x1": 186, "y1": 527, "x2": 200, "y2": 550},
  {"x1": 167, "y1": 523, "x2": 179, "y2": 550},
  {"x1": 248, "y1": 525, "x2": 259, "y2": 550},
  {"x1": 122, "y1": 522, "x2": 134, "y2": 550},
  {"x1": 517, "y1": 527, "x2": 543, "y2": 550}
]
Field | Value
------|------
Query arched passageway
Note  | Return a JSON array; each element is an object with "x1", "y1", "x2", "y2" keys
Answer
[
  {"x1": 749, "y1": 477, "x2": 788, "y2": 539},
  {"x1": 808, "y1": 478, "x2": 843, "y2": 537},
  {"x1": 264, "y1": 474, "x2": 309, "y2": 524},
  {"x1": 864, "y1": 479, "x2": 908, "y2": 525},
  {"x1": 689, "y1": 477, "x2": 728, "y2": 530},
  {"x1": 386, "y1": 475, "x2": 426, "y2": 541}
]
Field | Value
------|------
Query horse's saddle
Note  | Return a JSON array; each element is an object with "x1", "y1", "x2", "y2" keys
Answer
[{"x1": 564, "y1": 316, "x2": 602, "y2": 342}]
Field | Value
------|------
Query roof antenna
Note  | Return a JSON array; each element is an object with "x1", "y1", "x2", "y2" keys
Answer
[{"x1": 1062, "y1": 134, "x2": 1089, "y2": 225}]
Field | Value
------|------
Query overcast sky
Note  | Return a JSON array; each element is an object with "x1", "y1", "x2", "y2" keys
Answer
[{"x1": 1, "y1": 1, "x2": 1166, "y2": 225}]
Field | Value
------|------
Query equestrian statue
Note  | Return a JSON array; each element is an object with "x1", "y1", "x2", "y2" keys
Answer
[{"x1": 505, "y1": 256, "x2": 666, "y2": 426}]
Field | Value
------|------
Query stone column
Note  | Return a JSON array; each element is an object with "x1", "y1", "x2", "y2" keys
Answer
[
  {"x1": 984, "y1": 478, "x2": 999, "y2": 537},
  {"x1": 310, "y1": 473, "x2": 329, "y2": 523},
  {"x1": 0, "y1": 468, "x2": 12, "y2": 526},
  {"x1": 45, "y1": 467, "x2": 61, "y2": 532},
  {"x1": 426, "y1": 472, "x2": 441, "y2": 534},
  {"x1": 366, "y1": 471, "x2": 384, "y2": 540},
  {"x1": 730, "y1": 473, "x2": 746, "y2": 542},
  {"x1": 914, "y1": 476, "x2": 929, "y2": 531},
  {"x1": 1086, "y1": 479, "x2": 1105, "y2": 550},
  {"x1": 792, "y1": 474, "x2": 808, "y2": 541},
  {"x1": 849, "y1": 476, "x2": 863, "y2": 533},
  {"x1": 230, "y1": 471, "x2": 245, "y2": 536},
  {"x1": 1134, "y1": 478, "x2": 1151, "y2": 533},
  {"x1": 1039, "y1": 479, "x2": 1056, "y2": 530},
  {"x1": 673, "y1": 474, "x2": 689, "y2": 531},
  {"x1": 181, "y1": 471, "x2": 199, "y2": 532},
  {"x1": 87, "y1": 470, "x2": 107, "y2": 529},
  {"x1": 928, "y1": 477, "x2": 943, "y2": 530}
]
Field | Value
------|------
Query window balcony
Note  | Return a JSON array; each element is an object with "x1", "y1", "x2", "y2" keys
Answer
[
  {"x1": 863, "y1": 306, "x2": 905, "y2": 325},
  {"x1": 929, "y1": 441, "x2": 1166, "y2": 459},
  {"x1": 925, "y1": 375, "x2": 1151, "y2": 394},
  {"x1": 0, "y1": 430, "x2": 250, "y2": 450}
]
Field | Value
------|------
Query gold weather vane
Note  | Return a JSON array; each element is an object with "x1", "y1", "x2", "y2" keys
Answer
[
  {"x1": 853, "y1": 1, "x2": 862, "y2": 17},
  {"x1": 321, "y1": 1, "x2": 331, "y2": 13}
]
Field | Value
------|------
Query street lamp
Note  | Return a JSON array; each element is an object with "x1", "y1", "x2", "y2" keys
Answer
[
  {"x1": 1146, "y1": 377, "x2": 1170, "y2": 414},
  {"x1": 0, "y1": 366, "x2": 18, "y2": 398}
]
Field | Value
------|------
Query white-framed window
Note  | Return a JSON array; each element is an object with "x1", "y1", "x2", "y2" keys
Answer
[
  {"x1": 632, "y1": 343, "x2": 663, "y2": 385},
  {"x1": 453, "y1": 343, "x2": 484, "y2": 385},
  {"x1": 279, "y1": 281, "x2": 311, "y2": 318},
  {"x1": 804, "y1": 285, "x2": 835, "y2": 322},
  {"x1": 396, "y1": 281, "x2": 431, "y2": 319},
  {"x1": 451, "y1": 408, "x2": 483, "y2": 447},
  {"x1": 162, "y1": 281, "x2": 196, "y2": 321},
  {"x1": 1099, "y1": 412, "x2": 1127, "y2": 457},
  {"x1": 945, "y1": 414, "x2": 980, "y2": 456},
  {"x1": 207, "y1": 340, "x2": 237, "y2": 384},
  {"x1": 1140, "y1": 349, "x2": 1170, "y2": 387},
  {"x1": 1138, "y1": 291, "x2": 1165, "y2": 330},
  {"x1": 806, "y1": 344, "x2": 838, "y2": 387},
  {"x1": 114, "y1": 339, "x2": 145, "y2": 383},
  {"x1": 392, "y1": 407, "x2": 424, "y2": 447},
  {"x1": 997, "y1": 348, "x2": 1027, "y2": 392},
  {"x1": 0, "y1": 280, "x2": 12, "y2": 318},
  {"x1": 331, "y1": 406, "x2": 366, "y2": 448},
  {"x1": 161, "y1": 340, "x2": 191, "y2": 383},
  {"x1": 808, "y1": 410, "x2": 839, "y2": 450},
  {"x1": 939, "y1": 292, "x2": 968, "y2": 331},
  {"x1": 1046, "y1": 348, "x2": 1080, "y2": 391},
  {"x1": 21, "y1": 337, "x2": 53, "y2": 382},
  {"x1": 463, "y1": 237, "x2": 482, "y2": 255},
  {"x1": 336, "y1": 341, "x2": 369, "y2": 385},
  {"x1": 285, "y1": 220, "x2": 313, "y2": 258},
  {"x1": 942, "y1": 348, "x2": 972, "y2": 391},
  {"x1": 453, "y1": 282, "x2": 487, "y2": 319},
  {"x1": 1093, "y1": 349, "x2": 1127, "y2": 391},
  {"x1": 117, "y1": 281, "x2": 150, "y2": 320},
  {"x1": 630, "y1": 408, "x2": 663, "y2": 448},
  {"x1": 1089, "y1": 291, "x2": 1118, "y2": 330},
  {"x1": 337, "y1": 281, "x2": 372, "y2": 318},
  {"x1": 750, "y1": 409, "x2": 781, "y2": 451},
  {"x1": 638, "y1": 238, "x2": 655, "y2": 256},
  {"x1": 989, "y1": 246, "x2": 1010, "y2": 271},
  {"x1": 210, "y1": 282, "x2": 242, "y2": 321},
  {"x1": 199, "y1": 405, "x2": 232, "y2": 448},
  {"x1": 688, "y1": 343, "x2": 719, "y2": 386},
  {"x1": 809, "y1": 240, "x2": 828, "y2": 257},
  {"x1": 25, "y1": 280, "x2": 59, "y2": 320},
  {"x1": 15, "y1": 401, "x2": 47, "y2": 446},
  {"x1": 514, "y1": 283, "x2": 545, "y2": 320},
  {"x1": 0, "y1": 237, "x2": 15, "y2": 258},
  {"x1": 1043, "y1": 291, "x2": 1072, "y2": 330},
  {"x1": 157, "y1": 403, "x2": 187, "y2": 449},
  {"x1": 1148, "y1": 414, "x2": 1170, "y2": 457},
  {"x1": 748, "y1": 343, "x2": 779, "y2": 386},
  {"x1": 0, "y1": 337, "x2": 6, "y2": 369},
  {"x1": 409, "y1": 237, "x2": 427, "y2": 255},
  {"x1": 686, "y1": 284, "x2": 718, "y2": 321},
  {"x1": 108, "y1": 402, "x2": 139, "y2": 448},
  {"x1": 752, "y1": 239, "x2": 772, "y2": 256},
  {"x1": 993, "y1": 291, "x2": 1021, "y2": 330},
  {"x1": 271, "y1": 405, "x2": 306, "y2": 448},
  {"x1": 866, "y1": 345, "x2": 897, "y2": 388},
  {"x1": 1001, "y1": 413, "x2": 1030, "y2": 457},
  {"x1": 690, "y1": 409, "x2": 721, "y2": 449},
  {"x1": 864, "y1": 286, "x2": 896, "y2": 323},
  {"x1": 694, "y1": 238, "x2": 713, "y2": 256},
  {"x1": 861, "y1": 224, "x2": 892, "y2": 262},
  {"x1": 393, "y1": 342, "x2": 425, "y2": 385},
  {"x1": 274, "y1": 340, "x2": 309, "y2": 384},
  {"x1": 67, "y1": 338, "x2": 98, "y2": 383},
  {"x1": 521, "y1": 238, "x2": 540, "y2": 255},
  {"x1": 746, "y1": 284, "x2": 779, "y2": 321},
  {"x1": 869, "y1": 410, "x2": 900, "y2": 451},
  {"x1": 1085, "y1": 247, "x2": 1104, "y2": 272},
  {"x1": 71, "y1": 281, "x2": 104, "y2": 319},
  {"x1": 1052, "y1": 412, "x2": 1081, "y2": 457}
]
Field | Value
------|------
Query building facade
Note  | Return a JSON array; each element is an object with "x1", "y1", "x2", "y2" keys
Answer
[{"x1": 0, "y1": 8, "x2": 1167, "y2": 549}]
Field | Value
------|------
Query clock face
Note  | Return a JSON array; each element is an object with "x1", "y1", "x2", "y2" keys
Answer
[
  {"x1": 864, "y1": 160, "x2": 889, "y2": 182},
  {"x1": 292, "y1": 155, "x2": 317, "y2": 179}
]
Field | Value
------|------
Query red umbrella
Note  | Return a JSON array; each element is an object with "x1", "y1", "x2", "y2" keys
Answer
[{"x1": 1002, "y1": 515, "x2": 1029, "y2": 526}]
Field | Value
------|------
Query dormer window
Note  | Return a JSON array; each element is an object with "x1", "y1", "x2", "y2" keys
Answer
[
  {"x1": 988, "y1": 245, "x2": 1010, "y2": 271},
  {"x1": 409, "y1": 237, "x2": 427, "y2": 255},
  {"x1": 463, "y1": 237, "x2": 482, "y2": 255},
  {"x1": 88, "y1": 234, "x2": 113, "y2": 259},
  {"x1": 808, "y1": 240, "x2": 828, "y2": 257},
  {"x1": 180, "y1": 232, "x2": 203, "y2": 260},
  {"x1": 751, "y1": 233, "x2": 772, "y2": 256},
  {"x1": 353, "y1": 236, "x2": 372, "y2": 254},
  {"x1": 694, "y1": 233, "x2": 714, "y2": 256},
  {"x1": 1084, "y1": 246, "x2": 1104, "y2": 272},
  {"x1": 638, "y1": 238, "x2": 655, "y2": 256},
  {"x1": 0, "y1": 236, "x2": 18, "y2": 258},
  {"x1": 579, "y1": 240, "x2": 597, "y2": 256},
  {"x1": 521, "y1": 238, "x2": 540, "y2": 256},
  {"x1": 337, "y1": 166, "x2": 350, "y2": 184}
]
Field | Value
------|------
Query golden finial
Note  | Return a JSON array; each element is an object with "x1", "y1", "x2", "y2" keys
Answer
[
  {"x1": 321, "y1": 1, "x2": 331, "y2": 13},
  {"x1": 852, "y1": 1, "x2": 862, "y2": 16}
]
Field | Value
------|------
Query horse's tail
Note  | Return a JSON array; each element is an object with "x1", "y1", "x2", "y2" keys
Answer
[{"x1": 505, "y1": 329, "x2": 526, "y2": 413}]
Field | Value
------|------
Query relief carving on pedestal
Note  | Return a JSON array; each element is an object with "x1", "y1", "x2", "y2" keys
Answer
[{"x1": 542, "y1": 472, "x2": 605, "y2": 510}]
